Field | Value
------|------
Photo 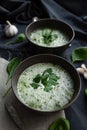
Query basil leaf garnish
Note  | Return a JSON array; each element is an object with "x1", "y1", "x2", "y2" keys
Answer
[
  {"x1": 72, "y1": 47, "x2": 87, "y2": 62},
  {"x1": 6, "y1": 57, "x2": 21, "y2": 84},
  {"x1": 49, "y1": 117, "x2": 70, "y2": 130}
]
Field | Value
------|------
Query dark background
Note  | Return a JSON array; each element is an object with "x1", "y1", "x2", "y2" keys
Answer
[{"x1": 0, "y1": 0, "x2": 87, "y2": 130}]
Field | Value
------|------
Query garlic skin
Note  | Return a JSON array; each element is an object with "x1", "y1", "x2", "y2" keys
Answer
[{"x1": 5, "y1": 20, "x2": 18, "y2": 37}]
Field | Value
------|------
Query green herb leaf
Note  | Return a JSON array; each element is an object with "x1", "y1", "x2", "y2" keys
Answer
[
  {"x1": 85, "y1": 88, "x2": 87, "y2": 96},
  {"x1": 43, "y1": 68, "x2": 52, "y2": 75},
  {"x1": 50, "y1": 73, "x2": 60, "y2": 81},
  {"x1": 43, "y1": 77, "x2": 58, "y2": 92},
  {"x1": 42, "y1": 29, "x2": 57, "y2": 45},
  {"x1": 41, "y1": 68, "x2": 52, "y2": 85},
  {"x1": 48, "y1": 78, "x2": 58, "y2": 86},
  {"x1": 33, "y1": 74, "x2": 41, "y2": 83},
  {"x1": 5, "y1": 33, "x2": 26, "y2": 45},
  {"x1": 30, "y1": 83, "x2": 39, "y2": 89},
  {"x1": 49, "y1": 117, "x2": 70, "y2": 130},
  {"x1": 6, "y1": 57, "x2": 21, "y2": 84},
  {"x1": 51, "y1": 34, "x2": 58, "y2": 41},
  {"x1": 44, "y1": 83, "x2": 52, "y2": 92},
  {"x1": 41, "y1": 73, "x2": 49, "y2": 85},
  {"x1": 42, "y1": 68, "x2": 59, "y2": 92},
  {"x1": 31, "y1": 68, "x2": 60, "y2": 92},
  {"x1": 72, "y1": 47, "x2": 87, "y2": 62},
  {"x1": 29, "y1": 102, "x2": 35, "y2": 107},
  {"x1": 42, "y1": 29, "x2": 52, "y2": 36},
  {"x1": 3, "y1": 86, "x2": 12, "y2": 98},
  {"x1": 16, "y1": 34, "x2": 26, "y2": 42}
]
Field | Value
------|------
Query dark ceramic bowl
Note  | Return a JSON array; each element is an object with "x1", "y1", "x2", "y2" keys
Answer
[
  {"x1": 12, "y1": 54, "x2": 80, "y2": 113},
  {"x1": 25, "y1": 18, "x2": 75, "y2": 54}
]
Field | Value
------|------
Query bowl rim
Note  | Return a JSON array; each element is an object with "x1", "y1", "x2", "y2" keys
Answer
[
  {"x1": 25, "y1": 18, "x2": 75, "y2": 49},
  {"x1": 11, "y1": 54, "x2": 81, "y2": 113}
]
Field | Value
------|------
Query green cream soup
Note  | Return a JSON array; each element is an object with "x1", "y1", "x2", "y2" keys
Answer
[
  {"x1": 17, "y1": 63, "x2": 74, "y2": 111},
  {"x1": 30, "y1": 28, "x2": 69, "y2": 47}
]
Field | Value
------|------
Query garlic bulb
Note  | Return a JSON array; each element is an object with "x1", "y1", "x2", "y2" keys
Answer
[{"x1": 4, "y1": 20, "x2": 18, "y2": 37}]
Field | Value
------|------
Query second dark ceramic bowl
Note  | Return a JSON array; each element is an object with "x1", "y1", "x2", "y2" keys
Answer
[
  {"x1": 25, "y1": 18, "x2": 75, "y2": 54},
  {"x1": 11, "y1": 54, "x2": 80, "y2": 113}
]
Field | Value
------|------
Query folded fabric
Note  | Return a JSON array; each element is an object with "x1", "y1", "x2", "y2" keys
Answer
[{"x1": 0, "y1": 0, "x2": 49, "y2": 24}]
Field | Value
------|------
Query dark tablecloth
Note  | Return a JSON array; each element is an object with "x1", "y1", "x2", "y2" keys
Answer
[{"x1": 0, "y1": 0, "x2": 87, "y2": 130}]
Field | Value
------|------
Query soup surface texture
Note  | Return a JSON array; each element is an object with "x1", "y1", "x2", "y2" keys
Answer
[
  {"x1": 17, "y1": 63, "x2": 74, "y2": 111},
  {"x1": 30, "y1": 28, "x2": 69, "y2": 47}
]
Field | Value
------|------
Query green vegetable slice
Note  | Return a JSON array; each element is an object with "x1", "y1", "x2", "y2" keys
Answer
[
  {"x1": 72, "y1": 47, "x2": 87, "y2": 62},
  {"x1": 6, "y1": 57, "x2": 21, "y2": 84},
  {"x1": 49, "y1": 118, "x2": 70, "y2": 130}
]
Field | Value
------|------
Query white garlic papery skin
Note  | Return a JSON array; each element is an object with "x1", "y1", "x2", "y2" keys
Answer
[{"x1": 5, "y1": 21, "x2": 18, "y2": 37}]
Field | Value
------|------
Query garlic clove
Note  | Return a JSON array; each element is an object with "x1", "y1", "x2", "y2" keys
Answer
[
  {"x1": 81, "y1": 64, "x2": 87, "y2": 72},
  {"x1": 77, "y1": 64, "x2": 87, "y2": 79},
  {"x1": 4, "y1": 20, "x2": 18, "y2": 37},
  {"x1": 84, "y1": 72, "x2": 87, "y2": 79},
  {"x1": 76, "y1": 67, "x2": 84, "y2": 74}
]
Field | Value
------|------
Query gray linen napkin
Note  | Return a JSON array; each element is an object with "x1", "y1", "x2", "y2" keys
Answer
[{"x1": 0, "y1": 58, "x2": 65, "y2": 130}]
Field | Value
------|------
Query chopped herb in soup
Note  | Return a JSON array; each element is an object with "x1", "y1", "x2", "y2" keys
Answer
[
  {"x1": 17, "y1": 63, "x2": 74, "y2": 111},
  {"x1": 30, "y1": 28, "x2": 69, "y2": 47},
  {"x1": 31, "y1": 68, "x2": 60, "y2": 92}
]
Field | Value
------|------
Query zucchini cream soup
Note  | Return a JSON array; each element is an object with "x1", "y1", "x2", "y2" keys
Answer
[
  {"x1": 30, "y1": 28, "x2": 69, "y2": 47},
  {"x1": 17, "y1": 63, "x2": 74, "y2": 111}
]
